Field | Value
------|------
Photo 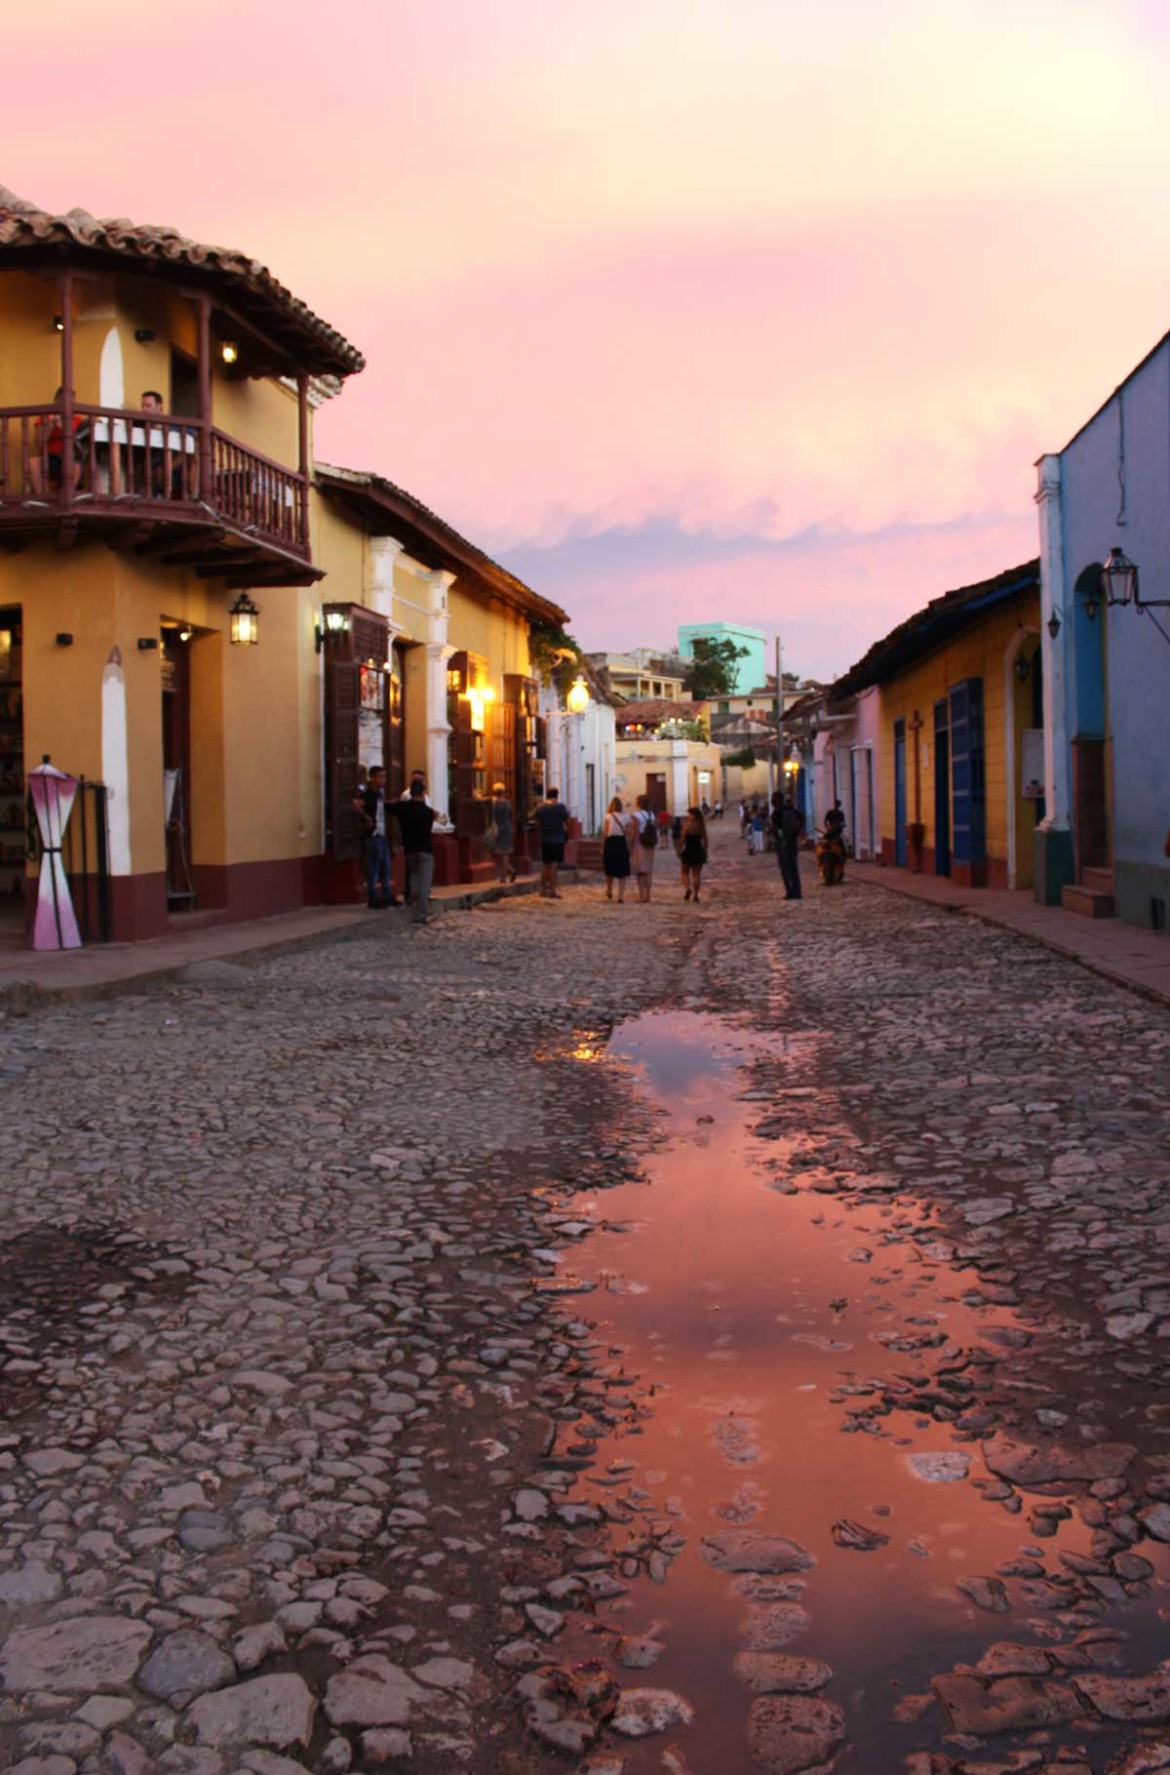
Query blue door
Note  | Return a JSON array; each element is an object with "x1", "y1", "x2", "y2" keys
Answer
[
  {"x1": 893, "y1": 720, "x2": 907, "y2": 866},
  {"x1": 950, "y1": 677, "x2": 986, "y2": 879},
  {"x1": 933, "y1": 698, "x2": 950, "y2": 876}
]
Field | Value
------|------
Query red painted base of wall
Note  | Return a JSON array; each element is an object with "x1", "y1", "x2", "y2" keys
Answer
[{"x1": 878, "y1": 841, "x2": 1005, "y2": 890}]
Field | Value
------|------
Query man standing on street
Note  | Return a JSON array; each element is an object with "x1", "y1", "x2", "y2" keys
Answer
[
  {"x1": 776, "y1": 793, "x2": 805, "y2": 901},
  {"x1": 533, "y1": 787, "x2": 571, "y2": 899},
  {"x1": 391, "y1": 779, "x2": 437, "y2": 925},
  {"x1": 357, "y1": 766, "x2": 399, "y2": 909}
]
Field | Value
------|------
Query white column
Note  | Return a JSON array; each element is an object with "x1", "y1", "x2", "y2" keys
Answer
[
  {"x1": 101, "y1": 645, "x2": 131, "y2": 875},
  {"x1": 1035, "y1": 454, "x2": 1071, "y2": 831},
  {"x1": 669, "y1": 740, "x2": 689, "y2": 814},
  {"x1": 367, "y1": 535, "x2": 403, "y2": 623},
  {"x1": 421, "y1": 569, "x2": 455, "y2": 819}
]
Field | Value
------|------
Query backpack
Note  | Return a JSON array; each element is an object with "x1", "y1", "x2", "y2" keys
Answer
[{"x1": 641, "y1": 813, "x2": 659, "y2": 848}]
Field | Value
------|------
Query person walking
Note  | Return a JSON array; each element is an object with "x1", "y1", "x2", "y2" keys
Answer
[
  {"x1": 356, "y1": 765, "x2": 400, "y2": 909},
  {"x1": 776, "y1": 794, "x2": 805, "y2": 901},
  {"x1": 534, "y1": 787, "x2": 570, "y2": 898},
  {"x1": 602, "y1": 797, "x2": 633, "y2": 902},
  {"x1": 630, "y1": 792, "x2": 659, "y2": 902},
  {"x1": 680, "y1": 806, "x2": 708, "y2": 902},
  {"x1": 751, "y1": 804, "x2": 766, "y2": 854},
  {"x1": 390, "y1": 779, "x2": 437, "y2": 925},
  {"x1": 486, "y1": 782, "x2": 516, "y2": 884}
]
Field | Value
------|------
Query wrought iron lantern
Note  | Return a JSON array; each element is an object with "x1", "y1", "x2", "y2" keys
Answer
[
  {"x1": 1102, "y1": 546, "x2": 1138, "y2": 608},
  {"x1": 229, "y1": 592, "x2": 260, "y2": 647}
]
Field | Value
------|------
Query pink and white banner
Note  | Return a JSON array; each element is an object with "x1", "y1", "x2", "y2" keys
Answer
[{"x1": 27, "y1": 763, "x2": 82, "y2": 951}]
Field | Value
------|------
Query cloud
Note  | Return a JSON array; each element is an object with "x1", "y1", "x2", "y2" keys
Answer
[{"x1": 501, "y1": 508, "x2": 1038, "y2": 682}]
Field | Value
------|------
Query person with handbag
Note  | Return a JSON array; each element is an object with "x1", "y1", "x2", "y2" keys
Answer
[
  {"x1": 602, "y1": 797, "x2": 633, "y2": 903},
  {"x1": 486, "y1": 782, "x2": 516, "y2": 884}
]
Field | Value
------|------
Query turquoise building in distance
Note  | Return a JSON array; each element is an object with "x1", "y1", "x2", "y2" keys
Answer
[{"x1": 678, "y1": 623, "x2": 767, "y2": 694}]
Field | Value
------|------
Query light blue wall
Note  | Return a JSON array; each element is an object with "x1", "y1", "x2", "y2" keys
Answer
[
  {"x1": 677, "y1": 623, "x2": 767, "y2": 694},
  {"x1": 1059, "y1": 341, "x2": 1170, "y2": 887}
]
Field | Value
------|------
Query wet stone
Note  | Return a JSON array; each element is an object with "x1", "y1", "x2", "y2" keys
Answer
[
  {"x1": 701, "y1": 1531, "x2": 816, "y2": 1574},
  {"x1": 187, "y1": 1675, "x2": 317, "y2": 1748},
  {"x1": 610, "y1": 1688, "x2": 694, "y2": 1738},
  {"x1": 733, "y1": 1653, "x2": 833, "y2": 1695},
  {"x1": 746, "y1": 1694, "x2": 847, "y2": 1775}
]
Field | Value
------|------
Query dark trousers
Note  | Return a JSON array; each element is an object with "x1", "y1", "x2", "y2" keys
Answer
[
  {"x1": 777, "y1": 838, "x2": 802, "y2": 900},
  {"x1": 366, "y1": 834, "x2": 392, "y2": 905}
]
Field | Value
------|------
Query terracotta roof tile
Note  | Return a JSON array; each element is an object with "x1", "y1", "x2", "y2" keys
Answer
[{"x1": 0, "y1": 187, "x2": 363, "y2": 377}]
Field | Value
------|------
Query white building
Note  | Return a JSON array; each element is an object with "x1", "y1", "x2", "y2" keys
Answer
[{"x1": 539, "y1": 666, "x2": 617, "y2": 837}]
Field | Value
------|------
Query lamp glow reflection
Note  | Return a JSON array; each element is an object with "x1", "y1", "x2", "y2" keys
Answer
[{"x1": 566, "y1": 675, "x2": 590, "y2": 715}]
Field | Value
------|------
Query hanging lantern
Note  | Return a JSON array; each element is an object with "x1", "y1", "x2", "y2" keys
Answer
[{"x1": 229, "y1": 592, "x2": 260, "y2": 646}]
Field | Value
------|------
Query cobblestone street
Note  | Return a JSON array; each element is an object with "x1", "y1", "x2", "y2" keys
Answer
[{"x1": 3, "y1": 826, "x2": 1170, "y2": 1775}]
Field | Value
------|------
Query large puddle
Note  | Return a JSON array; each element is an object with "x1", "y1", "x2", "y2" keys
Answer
[{"x1": 542, "y1": 1010, "x2": 1170, "y2": 1772}]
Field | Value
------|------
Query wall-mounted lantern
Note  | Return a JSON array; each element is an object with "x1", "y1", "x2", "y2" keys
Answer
[
  {"x1": 1103, "y1": 545, "x2": 1139, "y2": 608},
  {"x1": 1014, "y1": 653, "x2": 1032, "y2": 683},
  {"x1": 1047, "y1": 611, "x2": 1061, "y2": 640},
  {"x1": 229, "y1": 592, "x2": 260, "y2": 647},
  {"x1": 221, "y1": 342, "x2": 240, "y2": 366},
  {"x1": 314, "y1": 609, "x2": 350, "y2": 654}
]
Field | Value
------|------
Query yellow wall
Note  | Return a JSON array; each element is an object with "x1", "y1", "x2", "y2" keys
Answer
[
  {"x1": 876, "y1": 591, "x2": 1040, "y2": 882},
  {"x1": 0, "y1": 542, "x2": 316, "y2": 880},
  {"x1": 447, "y1": 585, "x2": 530, "y2": 688}
]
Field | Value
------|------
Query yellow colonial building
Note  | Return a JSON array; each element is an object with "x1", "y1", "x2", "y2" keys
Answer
[
  {"x1": 831, "y1": 561, "x2": 1042, "y2": 889},
  {"x1": 0, "y1": 188, "x2": 572, "y2": 943},
  {"x1": 311, "y1": 467, "x2": 570, "y2": 888},
  {"x1": 0, "y1": 187, "x2": 364, "y2": 940}
]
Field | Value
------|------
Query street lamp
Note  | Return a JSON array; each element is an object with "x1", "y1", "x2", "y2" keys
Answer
[
  {"x1": 1102, "y1": 546, "x2": 1138, "y2": 608},
  {"x1": 566, "y1": 675, "x2": 590, "y2": 715}
]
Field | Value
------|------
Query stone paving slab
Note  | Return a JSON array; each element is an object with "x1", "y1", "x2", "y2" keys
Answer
[
  {"x1": 847, "y1": 859, "x2": 1170, "y2": 1010},
  {"x1": 0, "y1": 877, "x2": 544, "y2": 1002}
]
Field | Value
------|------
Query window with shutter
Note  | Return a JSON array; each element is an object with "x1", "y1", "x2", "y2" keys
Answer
[{"x1": 949, "y1": 677, "x2": 986, "y2": 874}]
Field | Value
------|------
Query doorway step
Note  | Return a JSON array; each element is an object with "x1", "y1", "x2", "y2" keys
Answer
[{"x1": 1062, "y1": 866, "x2": 1115, "y2": 919}]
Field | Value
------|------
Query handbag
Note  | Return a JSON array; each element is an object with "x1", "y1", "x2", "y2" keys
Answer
[{"x1": 483, "y1": 821, "x2": 499, "y2": 848}]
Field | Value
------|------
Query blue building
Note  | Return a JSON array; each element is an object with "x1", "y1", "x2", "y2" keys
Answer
[
  {"x1": 677, "y1": 623, "x2": 767, "y2": 695},
  {"x1": 1035, "y1": 331, "x2": 1170, "y2": 928}
]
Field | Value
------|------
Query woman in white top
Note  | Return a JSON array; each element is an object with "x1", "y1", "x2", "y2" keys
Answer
[
  {"x1": 602, "y1": 797, "x2": 633, "y2": 903},
  {"x1": 629, "y1": 792, "x2": 658, "y2": 902}
]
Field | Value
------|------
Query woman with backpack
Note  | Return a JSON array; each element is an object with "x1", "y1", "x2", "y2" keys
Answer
[
  {"x1": 630, "y1": 792, "x2": 659, "y2": 902},
  {"x1": 680, "y1": 805, "x2": 709, "y2": 903},
  {"x1": 602, "y1": 797, "x2": 633, "y2": 903}
]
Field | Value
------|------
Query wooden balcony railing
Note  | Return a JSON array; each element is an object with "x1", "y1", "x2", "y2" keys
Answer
[{"x1": 0, "y1": 400, "x2": 310, "y2": 563}]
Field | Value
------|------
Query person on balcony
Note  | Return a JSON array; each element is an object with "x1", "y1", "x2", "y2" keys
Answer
[
  {"x1": 28, "y1": 388, "x2": 85, "y2": 497},
  {"x1": 138, "y1": 390, "x2": 198, "y2": 501}
]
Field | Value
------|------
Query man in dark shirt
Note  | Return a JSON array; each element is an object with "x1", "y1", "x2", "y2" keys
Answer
[
  {"x1": 355, "y1": 766, "x2": 399, "y2": 908},
  {"x1": 391, "y1": 780, "x2": 437, "y2": 925},
  {"x1": 533, "y1": 788, "x2": 570, "y2": 899}
]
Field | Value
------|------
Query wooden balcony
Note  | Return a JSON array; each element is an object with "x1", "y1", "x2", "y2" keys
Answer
[{"x1": 0, "y1": 401, "x2": 317, "y2": 585}]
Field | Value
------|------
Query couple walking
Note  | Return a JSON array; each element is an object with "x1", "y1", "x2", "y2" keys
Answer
[{"x1": 602, "y1": 794, "x2": 659, "y2": 903}]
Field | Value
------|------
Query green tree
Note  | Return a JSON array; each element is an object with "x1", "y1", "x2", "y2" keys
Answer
[{"x1": 684, "y1": 637, "x2": 748, "y2": 699}]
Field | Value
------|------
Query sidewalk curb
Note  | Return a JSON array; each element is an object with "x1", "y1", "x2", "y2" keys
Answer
[
  {"x1": 0, "y1": 876, "x2": 549, "y2": 1009},
  {"x1": 851, "y1": 871, "x2": 1170, "y2": 1015}
]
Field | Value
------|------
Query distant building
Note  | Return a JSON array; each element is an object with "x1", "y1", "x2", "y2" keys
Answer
[
  {"x1": 613, "y1": 699, "x2": 722, "y2": 814},
  {"x1": 587, "y1": 651, "x2": 688, "y2": 704},
  {"x1": 677, "y1": 623, "x2": 767, "y2": 695}
]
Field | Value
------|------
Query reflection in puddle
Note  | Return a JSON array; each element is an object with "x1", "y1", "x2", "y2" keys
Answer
[{"x1": 542, "y1": 1010, "x2": 1167, "y2": 1773}]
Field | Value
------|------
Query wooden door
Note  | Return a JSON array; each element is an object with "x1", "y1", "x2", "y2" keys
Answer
[
  {"x1": 893, "y1": 721, "x2": 907, "y2": 867},
  {"x1": 949, "y1": 677, "x2": 986, "y2": 881},
  {"x1": 933, "y1": 699, "x2": 950, "y2": 876},
  {"x1": 326, "y1": 660, "x2": 361, "y2": 861}
]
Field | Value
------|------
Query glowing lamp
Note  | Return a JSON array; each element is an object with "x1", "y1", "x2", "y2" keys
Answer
[
  {"x1": 566, "y1": 676, "x2": 590, "y2": 715},
  {"x1": 229, "y1": 592, "x2": 260, "y2": 646},
  {"x1": 221, "y1": 342, "x2": 239, "y2": 366}
]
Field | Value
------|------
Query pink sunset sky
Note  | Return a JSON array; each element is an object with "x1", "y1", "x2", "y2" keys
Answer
[{"x1": 7, "y1": 0, "x2": 1170, "y2": 679}]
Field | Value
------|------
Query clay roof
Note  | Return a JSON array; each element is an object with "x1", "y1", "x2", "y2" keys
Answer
[
  {"x1": 831, "y1": 558, "x2": 1040, "y2": 698},
  {"x1": 0, "y1": 188, "x2": 363, "y2": 378},
  {"x1": 615, "y1": 698, "x2": 704, "y2": 728},
  {"x1": 314, "y1": 463, "x2": 569, "y2": 628}
]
